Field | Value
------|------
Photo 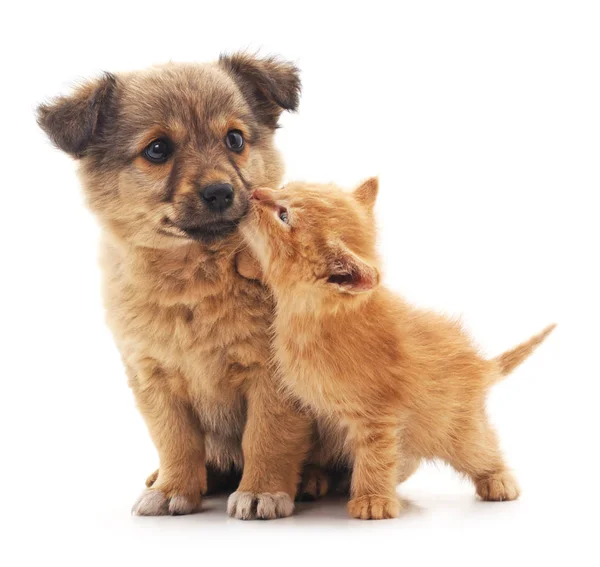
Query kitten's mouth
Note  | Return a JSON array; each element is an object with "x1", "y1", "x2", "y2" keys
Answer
[
  {"x1": 249, "y1": 189, "x2": 286, "y2": 222},
  {"x1": 249, "y1": 201, "x2": 283, "y2": 230}
]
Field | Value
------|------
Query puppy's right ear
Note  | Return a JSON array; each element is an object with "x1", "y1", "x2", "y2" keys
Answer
[
  {"x1": 219, "y1": 52, "x2": 301, "y2": 128},
  {"x1": 36, "y1": 73, "x2": 117, "y2": 158}
]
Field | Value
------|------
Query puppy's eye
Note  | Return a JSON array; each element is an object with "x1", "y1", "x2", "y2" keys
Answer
[
  {"x1": 225, "y1": 130, "x2": 245, "y2": 152},
  {"x1": 143, "y1": 138, "x2": 171, "y2": 164},
  {"x1": 278, "y1": 208, "x2": 289, "y2": 224}
]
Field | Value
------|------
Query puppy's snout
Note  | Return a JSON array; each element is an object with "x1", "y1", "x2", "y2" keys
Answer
[{"x1": 201, "y1": 183, "x2": 234, "y2": 212}]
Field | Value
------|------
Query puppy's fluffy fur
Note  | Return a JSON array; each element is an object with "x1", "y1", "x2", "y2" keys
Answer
[
  {"x1": 37, "y1": 54, "x2": 322, "y2": 519},
  {"x1": 241, "y1": 178, "x2": 555, "y2": 520}
]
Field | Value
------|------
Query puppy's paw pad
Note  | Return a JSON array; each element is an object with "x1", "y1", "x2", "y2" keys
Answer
[
  {"x1": 348, "y1": 494, "x2": 400, "y2": 520},
  {"x1": 131, "y1": 489, "x2": 200, "y2": 516},
  {"x1": 476, "y1": 472, "x2": 520, "y2": 501},
  {"x1": 228, "y1": 491, "x2": 294, "y2": 520},
  {"x1": 298, "y1": 466, "x2": 330, "y2": 501}
]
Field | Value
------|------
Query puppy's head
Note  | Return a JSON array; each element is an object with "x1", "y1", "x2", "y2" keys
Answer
[
  {"x1": 37, "y1": 53, "x2": 300, "y2": 248},
  {"x1": 241, "y1": 178, "x2": 381, "y2": 304}
]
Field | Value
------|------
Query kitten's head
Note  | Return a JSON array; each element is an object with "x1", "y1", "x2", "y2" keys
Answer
[{"x1": 241, "y1": 178, "x2": 381, "y2": 305}]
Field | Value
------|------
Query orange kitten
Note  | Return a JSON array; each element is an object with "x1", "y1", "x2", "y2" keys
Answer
[{"x1": 240, "y1": 178, "x2": 555, "y2": 520}]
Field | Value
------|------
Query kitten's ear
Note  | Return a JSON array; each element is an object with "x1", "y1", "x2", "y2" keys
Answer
[
  {"x1": 219, "y1": 52, "x2": 301, "y2": 128},
  {"x1": 353, "y1": 177, "x2": 379, "y2": 210},
  {"x1": 326, "y1": 244, "x2": 379, "y2": 294},
  {"x1": 37, "y1": 73, "x2": 117, "y2": 157}
]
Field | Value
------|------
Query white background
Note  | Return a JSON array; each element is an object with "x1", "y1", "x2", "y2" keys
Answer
[{"x1": 2, "y1": 1, "x2": 599, "y2": 565}]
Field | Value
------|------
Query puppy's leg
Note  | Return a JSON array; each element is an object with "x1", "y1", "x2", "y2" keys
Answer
[
  {"x1": 145, "y1": 463, "x2": 241, "y2": 494},
  {"x1": 145, "y1": 469, "x2": 159, "y2": 487},
  {"x1": 447, "y1": 416, "x2": 520, "y2": 502},
  {"x1": 347, "y1": 422, "x2": 401, "y2": 520},
  {"x1": 129, "y1": 363, "x2": 207, "y2": 516},
  {"x1": 296, "y1": 427, "x2": 333, "y2": 501},
  {"x1": 297, "y1": 465, "x2": 331, "y2": 502},
  {"x1": 227, "y1": 380, "x2": 312, "y2": 520}
]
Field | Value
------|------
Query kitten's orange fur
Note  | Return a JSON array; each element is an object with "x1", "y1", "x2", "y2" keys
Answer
[{"x1": 240, "y1": 178, "x2": 555, "y2": 520}]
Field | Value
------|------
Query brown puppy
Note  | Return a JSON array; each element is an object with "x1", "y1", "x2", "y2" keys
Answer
[
  {"x1": 240, "y1": 178, "x2": 555, "y2": 519},
  {"x1": 37, "y1": 53, "x2": 320, "y2": 519}
]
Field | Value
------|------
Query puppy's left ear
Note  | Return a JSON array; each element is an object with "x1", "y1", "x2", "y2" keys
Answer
[
  {"x1": 326, "y1": 244, "x2": 380, "y2": 294},
  {"x1": 353, "y1": 177, "x2": 379, "y2": 210},
  {"x1": 219, "y1": 52, "x2": 301, "y2": 128}
]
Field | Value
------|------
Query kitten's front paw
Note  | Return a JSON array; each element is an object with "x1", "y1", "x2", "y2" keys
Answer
[
  {"x1": 476, "y1": 472, "x2": 520, "y2": 501},
  {"x1": 131, "y1": 488, "x2": 201, "y2": 516},
  {"x1": 348, "y1": 494, "x2": 400, "y2": 520},
  {"x1": 227, "y1": 491, "x2": 294, "y2": 520}
]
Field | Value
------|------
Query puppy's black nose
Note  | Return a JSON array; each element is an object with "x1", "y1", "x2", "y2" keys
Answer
[{"x1": 201, "y1": 183, "x2": 234, "y2": 212}]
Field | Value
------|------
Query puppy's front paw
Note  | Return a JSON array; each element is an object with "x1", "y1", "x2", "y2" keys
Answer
[
  {"x1": 131, "y1": 488, "x2": 201, "y2": 516},
  {"x1": 476, "y1": 472, "x2": 520, "y2": 501},
  {"x1": 227, "y1": 491, "x2": 294, "y2": 520},
  {"x1": 347, "y1": 494, "x2": 400, "y2": 520}
]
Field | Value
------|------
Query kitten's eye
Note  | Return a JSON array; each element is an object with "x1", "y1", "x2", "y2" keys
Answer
[
  {"x1": 143, "y1": 138, "x2": 171, "y2": 164},
  {"x1": 225, "y1": 130, "x2": 245, "y2": 152},
  {"x1": 278, "y1": 208, "x2": 289, "y2": 224}
]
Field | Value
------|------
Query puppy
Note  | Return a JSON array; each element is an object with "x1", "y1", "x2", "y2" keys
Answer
[
  {"x1": 37, "y1": 53, "x2": 323, "y2": 519},
  {"x1": 240, "y1": 178, "x2": 555, "y2": 519}
]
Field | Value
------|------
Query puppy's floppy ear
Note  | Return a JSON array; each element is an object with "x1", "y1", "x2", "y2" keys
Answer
[
  {"x1": 36, "y1": 73, "x2": 117, "y2": 157},
  {"x1": 219, "y1": 52, "x2": 301, "y2": 128},
  {"x1": 353, "y1": 177, "x2": 379, "y2": 210},
  {"x1": 326, "y1": 243, "x2": 380, "y2": 294}
]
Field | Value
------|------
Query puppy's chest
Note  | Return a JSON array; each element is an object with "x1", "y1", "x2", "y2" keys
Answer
[{"x1": 106, "y1": 258, "x2": 272, "y2": 391}]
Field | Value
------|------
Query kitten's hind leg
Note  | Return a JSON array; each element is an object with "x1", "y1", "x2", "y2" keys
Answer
[
  {"x1": 397, "y1": 455, "x2": 420, "y2": 484},
  {"x1": 447, "y1": 416, "x2": 520, "y2": 501}
]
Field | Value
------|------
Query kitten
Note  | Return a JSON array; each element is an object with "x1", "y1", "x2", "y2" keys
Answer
[{"x1": 239, "y1": 178, "x2": 555, "y2": 520}]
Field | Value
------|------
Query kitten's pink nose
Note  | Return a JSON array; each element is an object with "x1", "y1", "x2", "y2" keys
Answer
[{"x1": 251, "y1": 188, "x2": 274, "y2": 202}]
